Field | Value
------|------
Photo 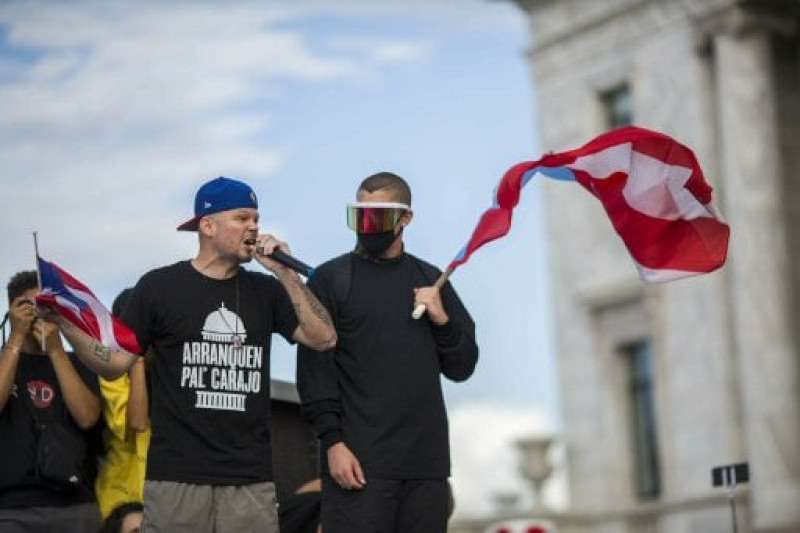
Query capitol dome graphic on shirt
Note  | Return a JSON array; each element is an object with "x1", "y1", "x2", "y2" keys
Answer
[{"x1": 201, "y1": 303, "x2": 247, "y2": 344}]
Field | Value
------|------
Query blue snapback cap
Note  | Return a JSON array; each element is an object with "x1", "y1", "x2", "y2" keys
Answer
[{"x1": 177, "y1": 176, "x2": 258, "y2": 231}]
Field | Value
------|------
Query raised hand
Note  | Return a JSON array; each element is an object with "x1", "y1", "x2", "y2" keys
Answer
[{"x1": 8, "y1": 296, "x2": 36, "y2": 339}]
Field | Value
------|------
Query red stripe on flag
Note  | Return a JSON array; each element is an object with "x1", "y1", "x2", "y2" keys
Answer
[
  {"x1": 447, "y1": 125, "x2": 730, "y2": 282},
  {"x1": 574, "y1": 165, "x2": 729, "y2": 272}
]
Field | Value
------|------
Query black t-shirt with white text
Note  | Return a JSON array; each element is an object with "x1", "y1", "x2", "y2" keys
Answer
[{"x1": 121, "y1": 261, "x2": 299, "y2": 485}]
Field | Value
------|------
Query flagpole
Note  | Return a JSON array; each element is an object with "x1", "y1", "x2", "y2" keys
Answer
[
  {"x1": 412, "y1": 266, "x2": 455, "y2": 320},
  {"x1": 32, "y1": 231, "x2": 45, "y2": 351}
]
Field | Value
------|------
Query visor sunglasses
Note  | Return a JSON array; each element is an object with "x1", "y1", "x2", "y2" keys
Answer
[{"x1": 346, "y1": 202, "x2": 410, "y2": 234}]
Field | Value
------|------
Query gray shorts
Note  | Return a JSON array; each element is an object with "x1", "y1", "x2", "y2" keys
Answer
[{"x1": 141, "y1": 480, "x2": 278, "y2": 533}]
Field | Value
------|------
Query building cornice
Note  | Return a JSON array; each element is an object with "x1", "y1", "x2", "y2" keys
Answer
[{"x1": 693, "y1": 2, "x2": 798, "y2": 55}]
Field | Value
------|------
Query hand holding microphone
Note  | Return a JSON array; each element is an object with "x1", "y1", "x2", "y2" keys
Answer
[
  {"x1": 255, "y1": 235, "x2": 315, "y2": 277},
  {"x1": 269, "y1": 249, "x2": 315, "y2": 277}
]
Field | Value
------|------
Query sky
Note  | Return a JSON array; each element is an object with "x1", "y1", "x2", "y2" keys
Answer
[{"x1": 0, "y1": 0, "x2": 562, "y2": 517}]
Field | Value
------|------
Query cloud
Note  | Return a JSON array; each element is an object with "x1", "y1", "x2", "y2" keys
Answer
[
  {"x1": 0, "y1": 4, "x2": 556, "y2": 516},
  {"x1": 0, "y1": 4, "x2": 361, "y2": 129},
  {"x1": 328, "y1": 36, "x2": 430, "y2": 64},
  {"x1": 0, "y1": 1, "x2": 444, "y2": 297},
  {"x1": 449, "y1": 403, "x2": 567, "y2": 519}
]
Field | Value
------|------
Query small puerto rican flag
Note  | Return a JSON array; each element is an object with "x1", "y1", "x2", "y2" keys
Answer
[{"x1": 35, "y1": 256, "x2": 141, "y2": 354}]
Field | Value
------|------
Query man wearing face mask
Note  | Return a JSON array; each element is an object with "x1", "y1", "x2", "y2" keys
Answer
[{"x1": 297, "y1": 172, "x2": 478, "y2": 533}]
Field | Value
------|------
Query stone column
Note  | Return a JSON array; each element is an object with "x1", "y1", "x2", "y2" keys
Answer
[
  {"x1": 714, "y1": 11, "x2": 800, "y2": 532},
  {"x1": 516, "y1": 435, "x2": 553, "y2": 509}
]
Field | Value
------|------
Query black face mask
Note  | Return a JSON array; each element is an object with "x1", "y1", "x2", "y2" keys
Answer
[{"x1": 357, "y1": 229, "x2": 399, "y2": 255}]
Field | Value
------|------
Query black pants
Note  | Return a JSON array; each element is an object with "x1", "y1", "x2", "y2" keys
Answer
[
  {"x1": 321, "y1": 475, "x2": 449, "y2": 533},
  {"x1": 0, "y1": 502, "x2": 101, "y2": 533}
]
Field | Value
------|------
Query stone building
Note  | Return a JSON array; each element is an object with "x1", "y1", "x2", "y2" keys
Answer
[{"x1": 452, "y1": 1, "x2": 800, "y2": 532}]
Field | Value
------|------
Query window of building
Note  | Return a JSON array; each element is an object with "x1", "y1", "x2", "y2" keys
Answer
[
  {"x1": 624, "y1": 339, "x2": 661, "y2": 500},
  {"x1": 601, "y1": 84, "x2": 633, "y2": 129}
]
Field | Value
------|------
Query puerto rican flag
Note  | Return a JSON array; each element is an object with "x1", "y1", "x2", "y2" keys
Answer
[
  {"x1": 35, "y1": 256, "x2": 141, "y2": 354},
  {"x1": 450, "y1": 126, "x2": 730, "y2": 283}
]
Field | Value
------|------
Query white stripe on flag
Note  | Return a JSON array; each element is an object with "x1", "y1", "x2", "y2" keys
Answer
[
  {"x1": 569, "y1": 142, "x2": 633, "y2": 183},
  {"x1": 635, "y1": 262, "x2": 700, "y2": 283},
  {"x1": 569, "y1": 143, "x2": 716, "y2": 221},
  {"x1": 53, "y1": 295, "x2": 84, "y2": 321},
  {"x1": 68, "y1": 286, "x2": 122, "y2": 352},
  {"x1": 627, "y1": 150, "x2": 709, "y2": 220}
]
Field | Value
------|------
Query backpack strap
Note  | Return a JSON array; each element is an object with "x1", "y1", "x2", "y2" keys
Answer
[
  {"x1": 330, "y1": 253, "x2": 354, "y2": 306},
  {"x1": 308, "y1": 253, "x2": 353, "y2": 325},
  {"x1": 407, "y1": 253, "x2": 441, "y2": 287}
]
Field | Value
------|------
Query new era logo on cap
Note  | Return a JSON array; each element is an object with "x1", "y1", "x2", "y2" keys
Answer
[{"x1": 177, "y1": 176, "x2": 258, "y2": 231}]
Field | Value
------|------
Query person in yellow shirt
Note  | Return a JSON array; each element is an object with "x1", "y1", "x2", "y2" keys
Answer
[{"x1": 95, "y1": 289, "x2": 151, "y2": 518}]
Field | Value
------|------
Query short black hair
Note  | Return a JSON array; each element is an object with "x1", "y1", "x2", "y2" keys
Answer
[
  {"x1": 99, "y1": 501, "x2": 143, "y2": 533},
  {"x1": 357, "y1": 172, "x2": 412, "y2": 206},
  {"x1": 7, "y1": 271, "x2": 38, "y2": 305}
]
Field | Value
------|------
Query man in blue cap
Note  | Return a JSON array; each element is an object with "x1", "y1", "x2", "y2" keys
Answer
[{"x1": 53, "y1": 176, "x2": 337, "y2": 533}]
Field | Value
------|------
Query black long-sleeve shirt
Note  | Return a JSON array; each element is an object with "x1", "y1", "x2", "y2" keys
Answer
[{"x1": 297, "y1": 251, "x2": 478, "y2": 479}]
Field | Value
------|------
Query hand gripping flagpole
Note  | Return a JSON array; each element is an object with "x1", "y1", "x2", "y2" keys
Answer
[
  {"x1": 411, "y1": 266, "x2": 454, "y2": 320},
  {"x1": 410, "y1": 160, "x2": 534, "y2": 320},
  {"x1": 411, "y1": 158, "x2": 534, "y2": 320},
  {"x1": 411, "y1": 145, "x2": 556, "y2": 321},
  {"x1": 32, "y1": 231, "x2": 46, "y2": 350}
]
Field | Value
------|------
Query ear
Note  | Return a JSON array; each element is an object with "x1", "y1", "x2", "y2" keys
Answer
[
  {"x1": 198, "y1": 216, "x2": 215, "y2": 237},
  {"x1": 400, "y1": 209, "x2": 413, "y2": 227}
]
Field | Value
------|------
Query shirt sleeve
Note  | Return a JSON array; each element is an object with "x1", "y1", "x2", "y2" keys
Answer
[
  {"x1": 435, "y1": 280, "x2": 479, "y2": 383},
  {"x1": 296, "y1": 269, "x2": 343, "y2": 450},
  {"x1": 98, "y1": 375, "x2": 131, "y2": 441}
]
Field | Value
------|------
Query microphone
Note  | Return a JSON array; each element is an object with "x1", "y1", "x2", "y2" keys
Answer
[{"x1": 268, "y1": 249, "x2": 316, "y2": 278}]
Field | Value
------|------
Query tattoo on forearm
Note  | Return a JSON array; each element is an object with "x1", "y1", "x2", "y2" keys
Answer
[
  {"x1": 93, "y1": 342, "x2": 112, "y2": 363},
  {"x1": 297, "y1": 284, "x2": 333, "y2": 326}
]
